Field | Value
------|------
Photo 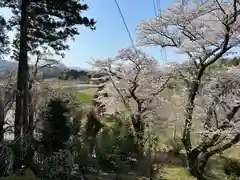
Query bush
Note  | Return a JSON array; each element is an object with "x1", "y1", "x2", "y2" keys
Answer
[
  {"x1": 0, "y1": 169, "x2": 39, "y2": 180},
  {"x1": 38, "y1": 98, "x2": 72, "y2": 157},
  {"x1": 224, "y1": 158, "x2": 240, "y2": 178},
  {"x1": 0, "y1": 143, "x2": 14, "y2": 176},
  {"x1": 95, "y1": 118, "x2": 137, "y2": 174},
  {"x1": 227, "y1": 176, "x2": 240, "y2": 180},
  {"x1": 42, "y1": 149, "x2": 77, "y2": 180}
]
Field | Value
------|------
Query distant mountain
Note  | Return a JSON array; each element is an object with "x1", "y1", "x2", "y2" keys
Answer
[
  {"x1": 0, "y1": 60, "x2": 67, "y2": 78},
  {"x1": 0, "y1": 60, "x2": 17, "y2": 71},
  {"x1": 40, "y1": 65, "x2": 68, "y2": 78},
  {"x1": 68, "y1": 66, "x2": 85, "y2": 71}
]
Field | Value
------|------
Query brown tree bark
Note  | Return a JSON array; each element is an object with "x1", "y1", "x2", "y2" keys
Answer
[
  {"x1": 22, "y1": 71, "x2": 29, "y2": 134},
  {"x1": 187, "y1": 150, "x2": 208, "y2": 180},
  {"x1": 14, "y1": 0, "x2": 30, "y2": 140},
  {"x1": 130, "y1": 113, "x2": 145, "y2": 160},
  {"x1": 0, "y1": 88, "x2": 4, "y2": 142}
]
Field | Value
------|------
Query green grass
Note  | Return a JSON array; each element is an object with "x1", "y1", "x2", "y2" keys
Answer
[
  {"x1": 162, "y1": 165, "x2": 195, "y2": 180},
  {"x1": 76, "y1": 92, "x2": 93, "y2": 104}
]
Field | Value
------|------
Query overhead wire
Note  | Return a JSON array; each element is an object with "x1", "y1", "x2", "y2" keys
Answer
[
  {"x1": 112, "y1": 0, "x2": 171, "y2": 114},
  {"x1": 152, "y1": 0, "x2": 168, "y2": 66},
  {"x1": 158, "y1": 0, "x2": 168, "y2": 65},
  {"x1": 153, "y1": 0, "x2": 158, "y2": 16},
  {"x1": 114, "y1": 0, "x2": 169, "y2": 80},
  {"x1": 153, "y1": 0, "x2": 165, "y2": 66},
  {"x1": 113, "y1": 0, "x2": 164, "y2": 89},
  {"x1": 155, "y1": 0, "x2": 168, "y2": 65},
  {"x1": 114, "y1": 0, "x2": 138, "y2": 54},
  {"x1": 114, "y1": 0, "x2": 168, "y2": 67}
]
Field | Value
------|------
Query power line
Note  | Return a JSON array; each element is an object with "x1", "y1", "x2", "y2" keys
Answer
[
  {"x1": 156, "y1": 0, "x2": 160, "y2": 15},
  {"x1": 152, "y1": 0, "x2": 167, "y2": 65},
  {"x1": 156, "y1": 0, "x2": 167, "y2": 65},
  {"x1": 114, "y1": 0, "x2": 138, "y2": 53},
  {"x1": 114, "y1": 0, "x2": 168, "y2": 68},
  {"x1": 113, "y1": 0, "x2": 161, "y2": 89},
  {"x1": 153, "y1": 0, "x2": 158, "y2": 16}
]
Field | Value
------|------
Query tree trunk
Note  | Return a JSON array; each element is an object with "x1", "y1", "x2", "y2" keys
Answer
[
  {"x1": 0, "y1": 88, "x2": 4, "y2": 141},
  {"x1": 198, "y1": 134, "x2": 240, "y2": 173},
  {"x1": 199, "y1": 154, "x2": 210, "y2": 173},
  {"x1": 14, "y1": 0, "x2": 29, "y2": 140},
  {"x1": 182, "y1": 68, "x2": 206, "y2": 151},
  {"x1": 132, "y1": 115, "x2": 145, "y2": 157},
  {"x1": 187, "y1": 151, "x2": 209, "y2": 180},
  {"x1": 182, "y1": 70, "x2": 207, "y2": 180},
  {"x1": 28, "y1": 82, "x2": 34, "y2": 137},
  {"x1": 14, "y1": 0, "x2": 30, "y2": 171},
  {"x1": 182, "y1": 80, "x2": 199, "y2": 151},
  {"x1": 22, "y1": 70, "x2": 29, "y2": 134}
]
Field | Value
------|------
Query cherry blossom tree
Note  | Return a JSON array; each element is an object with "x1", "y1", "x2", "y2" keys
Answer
[
  {"x1": 28, "y1": 52, "x2": 59, "y2": 136},
  {"x1": 0, "y1": 72, "x2": 17, "y2": 141},
  {"x1": 195, "y1": 66, "x2": 240, "y2": 172},
  {"x1": 137, "y1": 0, "x2": 240, "y2": 179},
  {"x1": 90, "y1": 48, "x2": 170, "y2": 153}
]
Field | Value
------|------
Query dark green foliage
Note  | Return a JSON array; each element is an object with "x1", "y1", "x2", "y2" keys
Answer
[
  {"x1": 96, "y1": 119, "x2": 137, "y2": 174},
  {"x1": 85, "y1": 110, "x2": 103, "y2": 139},
  {"x1": 207, "y1": 57, "x2": 240, "y2": 73},
  {"x1": 0, "y1": 15, "x2": 9, "y2": 58},
  {"x1": 223, "y1": 158, "x2": 240, "y2": 178},
  {"x1": 0, "y1": 169, "x2": 39, "y2": 180},
  {"x1": 1, "y1": 0, "x2": 96, "y2": 58},
  {"x1": 68, "y1": 138, "x2": 89, "y2": 176},
  {"x1": 42, "y1": 149, "x2": 75, "y2": 180},
  {"x1": 39, "y1": 98, "x2": 71, "y2": 157},
  {"x1": 59, "y1": 69, "x2": 90, "y2": 80},
  {"x1": 37, "y1": 97, "x2": 84, "y2": 179},
  {"x1": 0, "y1": 142, "x2": 14, "y2": 177}
]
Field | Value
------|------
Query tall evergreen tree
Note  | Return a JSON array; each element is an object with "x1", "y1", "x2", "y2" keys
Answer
[
  {"x1": 0, "y1": 0, "x2": 96, "y2": 139},
  {"x1": 10, "y1": 0, "x2": 96, "y2": 58},
  {"x1": 0, "y1": 15, "x2": 9, "y2": 59}
]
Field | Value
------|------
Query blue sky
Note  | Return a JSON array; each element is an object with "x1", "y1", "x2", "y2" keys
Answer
[
  {"x1": 64, "y1": 0, "x2": 187, "y2": 69},
  {"x1": 1, "y1": 0, "x2": 187, "y2": 69}
]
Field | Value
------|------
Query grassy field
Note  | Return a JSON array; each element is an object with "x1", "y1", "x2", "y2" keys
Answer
[
  {"x1": 76, "y1": 92, "x2": 93, "y2": 104},
  {"x1": 46, "y1": 79, "x2": 97, "y2": 104}
]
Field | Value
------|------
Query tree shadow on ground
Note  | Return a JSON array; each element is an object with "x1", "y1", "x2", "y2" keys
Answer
[{"x1": 85, "y1": 152, "x2": 231, "y2": 180}]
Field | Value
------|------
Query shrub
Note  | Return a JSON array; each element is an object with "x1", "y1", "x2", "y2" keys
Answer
[
  {"x1": 0, "y1": 169, "x2": 39, "y2": 180},
  {"x1": 224, "y1": 158, "x2": 240, "y2": 178},
  {"x1": 227, "y1": 176, "x2": 240, "y2": 180},
  {"x1": 95, "y1": 118, "x2": 137, "y2": 174},
  {"x1": 0, "y1": 143, "x2": 14, "y2": 176},
  {"x1": 38, "y1": 98, "x2": 72, "y2": 157},
  {"x1": 42, "y1": 149, "x2": 76, "y2": 180}
]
